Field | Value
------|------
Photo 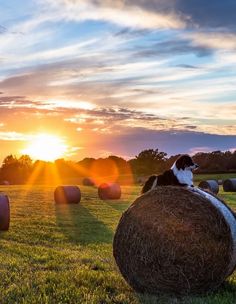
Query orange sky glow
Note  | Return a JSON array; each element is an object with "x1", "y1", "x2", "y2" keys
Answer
[{"x1": 1, "y1": 0, "x2": 236, "y2": 163}]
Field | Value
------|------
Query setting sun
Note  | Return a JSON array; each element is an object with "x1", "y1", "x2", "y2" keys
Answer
[{"x1": 21, "y1": 134, "x2": 68, "y2": 161}]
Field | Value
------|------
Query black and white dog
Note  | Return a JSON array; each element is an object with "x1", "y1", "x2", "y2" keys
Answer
[{"x1": 142, "y1": 154, "x2": 199, "y2": 193}]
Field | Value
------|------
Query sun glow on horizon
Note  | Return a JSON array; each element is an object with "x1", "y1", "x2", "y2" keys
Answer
[{"x1": 21, "y1": 134, "x2": 68, "y2": 161}]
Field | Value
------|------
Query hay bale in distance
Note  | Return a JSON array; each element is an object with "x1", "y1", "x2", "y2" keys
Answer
[
  {"x1": 223, "y1": 179, "x2": 236, "y2": 192},
  {"x1": 0, "y1": 195, "x2": 10, "y2": 231},
  {"x1": 113, "y1": 186, "x2": 236, "y2": 296},
  {"x1": 199, "y1": 180, "x2": 219, "y2": 194},
  {"x1": 98, "y1": 183, "x2": 121, "y2": 200},
  {"x1": 54, "y1": 186, "x2": 81, "y2": 204},
  {"x1": 82, "y1": 177, "x2": 95, "y2": 186}
]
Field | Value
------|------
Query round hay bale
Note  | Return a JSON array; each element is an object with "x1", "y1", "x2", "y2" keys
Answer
[
  {"x1": 113, "y1": 186, "x2": 236, "y2": 295},
  {"x1": 0, "y1": 195, "x2": 10, "y2": 231},
  {"x1": 54, "y1": 186, "x2": 81, "y2": 204},
  {"x1": 223, "y1": 179, "x2": 236, "y2": 192},
  {"x1": 82, "y1": 177, "x2": 95, "y2": 186},
  {"x1": 199, "y1": 180, "x2": 219, "y2": 194},
  {"x1": 98, "y1": 183, "x2": 121, "y2": 200}
]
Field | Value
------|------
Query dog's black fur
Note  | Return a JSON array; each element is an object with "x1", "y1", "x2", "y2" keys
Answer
[{"x1": 142, "y1": 154, "x2": 198, "y2": 193}]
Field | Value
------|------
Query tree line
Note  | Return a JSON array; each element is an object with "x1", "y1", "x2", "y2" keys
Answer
[{"x1": 0, "y1": 149, "x2": 236, "y2": 185}]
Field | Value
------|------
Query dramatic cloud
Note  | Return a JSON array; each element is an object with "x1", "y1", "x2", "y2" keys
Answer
[
  {"x1": 0, "y1": 0, "x2": 235, "y2": 162},
  {"x1": 80, "y1": 127, "x2": 236, "y2": 158},
  {"x1": 43, "y1": 0, "x2": 185, "y2": 30},
  {"x1": 44, "y1": 0, "x2": 236, "y2": 32}
]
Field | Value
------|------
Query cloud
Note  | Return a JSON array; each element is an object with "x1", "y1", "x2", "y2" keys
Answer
[
  {"x1": 0, "y1": 132, "x2": 32, "y2": 141},
  {"x1": 185, "y1": 32, "x2": 236, "y2": 51},
  {"x1": 133, "y1": 38, "x2": 212, "y2": 58},
  {"x1": 188, "y1": 146, "x2": 215, "y2": 155},
  {"x1": 175, "y1": 64, "x2": 199, "y2": 69},
  {"x1": 44, "y1": 0, "x2": 236, "y2": 33},
  {"x1": 0, "y1": 95, "x2": 235, "y2": 161},
  {"x1": 1, "y1": 58, "x2": 236, "y2": 136},
  {"x1": 42, "y1": 0, "x2": 185, "y2": 30},
  {"x1": 0, "y1": 25, "x2": 7, "y2": 34},
  {"x1": 40, "y1": 0, "x2": 236, "y2": 58},
  {"x1": 80, "y1": 127, "x2": 236, "y2": 158},
  {"x1": 0, "y1": 0, "x2": 236, "y2": 162},
  {"x1": 114, "y1": 0, "x2": 236, "y2": 32}
]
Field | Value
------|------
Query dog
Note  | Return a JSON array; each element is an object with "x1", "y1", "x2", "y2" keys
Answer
[{"x1": 142, "y1": 154, "x2": 199, "y2": 193}]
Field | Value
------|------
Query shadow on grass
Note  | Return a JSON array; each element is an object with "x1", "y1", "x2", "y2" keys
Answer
[
  {"x1": 0, "y1": 231, "x2": 9, "y2": 242},
  {"x1": 55, "y1": 203, "x2": 114, "y2": 245},
  {"x1": 102, "y1": 199, "x2": 130, "y2": 213},
  {"x1": 135, "y1": 280, "x2": 236, "y2": 304}
]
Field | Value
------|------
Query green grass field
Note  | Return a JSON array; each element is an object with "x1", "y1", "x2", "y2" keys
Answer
[
  {"x1": 194, "y1": 173, "x2": 236, "y2": 183},
  {"x1": 0, "y1": 177, "x2": 236, "y2": 303}
]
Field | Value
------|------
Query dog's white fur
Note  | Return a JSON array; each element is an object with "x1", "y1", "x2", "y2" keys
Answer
[
  {"x1": 142, "y1": 154, "x2": 199, "y2": 193},
  {"x1": 150, "y1": 163, "x2": 194, "y2": 190},
  {"x1": 171, "y1": 162, "x2": 194, "y2": 187},
  {"x1": 150, "y1": 177, "x2": 158, "y2": 190}
]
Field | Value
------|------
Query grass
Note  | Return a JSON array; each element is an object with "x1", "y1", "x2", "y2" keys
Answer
[
  {"x1": 194, "y1": 173, "x2": 236, "y2": 183},
  {"x1": 0, "y1": 179, "x2": 235, "y2": 303}
]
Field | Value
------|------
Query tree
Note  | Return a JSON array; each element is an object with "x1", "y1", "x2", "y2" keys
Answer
[
  {"x1": 0, "y1": 154, "x2": 33, "y2": 184},
  {"x1": 19, "y1": 155, "x2": 32, "y2": 168},
  {"x1": 130, "y1": 149, "x2": 167, "y2": 175}
]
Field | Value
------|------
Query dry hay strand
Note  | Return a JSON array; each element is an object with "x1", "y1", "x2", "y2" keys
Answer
[
  {"x1": 0, "y1": 195, "x2": 10, "y2": 231},
  {"x1": 98, "y1": 183, "x2": 121, "y2": 200},
  {"x1": 199, "y1": 180, "x2": 219, "y2": 194},
  {"x1": 54, "y1": 186, "x2": 81, "y2": 204},
  {"x1": 223, "y1": 179, "x2": 236, "y2": 192},
  {"x1": 113, "y1": 186, "x2": 236, "y2": 296},
  {"x1": 83, "y1": 177, "x2": 95, "y2": 187}
]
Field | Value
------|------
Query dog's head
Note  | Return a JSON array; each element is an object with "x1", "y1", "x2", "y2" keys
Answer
[{"x1": 175, "y1": 154, "x2": 199, "y2": 171}]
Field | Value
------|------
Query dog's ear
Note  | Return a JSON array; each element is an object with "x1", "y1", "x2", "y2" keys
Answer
[{"x1": 175, "y1": 156, "x2": 185, "y2": 170}]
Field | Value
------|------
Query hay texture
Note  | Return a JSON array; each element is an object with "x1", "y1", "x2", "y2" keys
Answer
[
  {"x1": 223, "y1": 179, "x2": 236, "y2": 192},
  {"x1": 82, "y1": 177, "x2": 95, "y2": 186},
  {"x1": 98, "y1": 183, "x2": 121, "y2": 200},
  {"x1": 0, "y1": 195, "x2": 10, "y2": 231},
  {"x1": 113, "y1": 186, "x2": 236, "y2": 295},
  {"x1": 54, "y1": 186, "x2": 81, "y2": 204},
  {"x1": 199, "y1": 180, "x2": 219, "y2": 194}
]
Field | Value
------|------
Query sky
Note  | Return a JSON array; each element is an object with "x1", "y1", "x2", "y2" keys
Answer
[{"x1": 0, "y1": 0, "x2": 236, "y2": 162}]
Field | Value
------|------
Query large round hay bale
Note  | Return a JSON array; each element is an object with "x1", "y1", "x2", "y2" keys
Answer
[
  {"x1": 223, "y1": 179, "x2": 236, "y2": 192},
  {"x1": 113, "y1": 186, "x2": 236, "y2": 295},
  {"x1": 0, "y1": 195, "x2": 10, "y2": 231},
  {"x1": 82, "y1": 177, "x2": 95, "y2": 186},
  {"x1": 199, "y1": 180, "x2": 219, "y2": 194},
  {"x1": 98, "y1": 183, "x2": 121, "y2": 200},
  {"x1": 54, "y1": 186, "x2": 81, "y2": 204}
]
